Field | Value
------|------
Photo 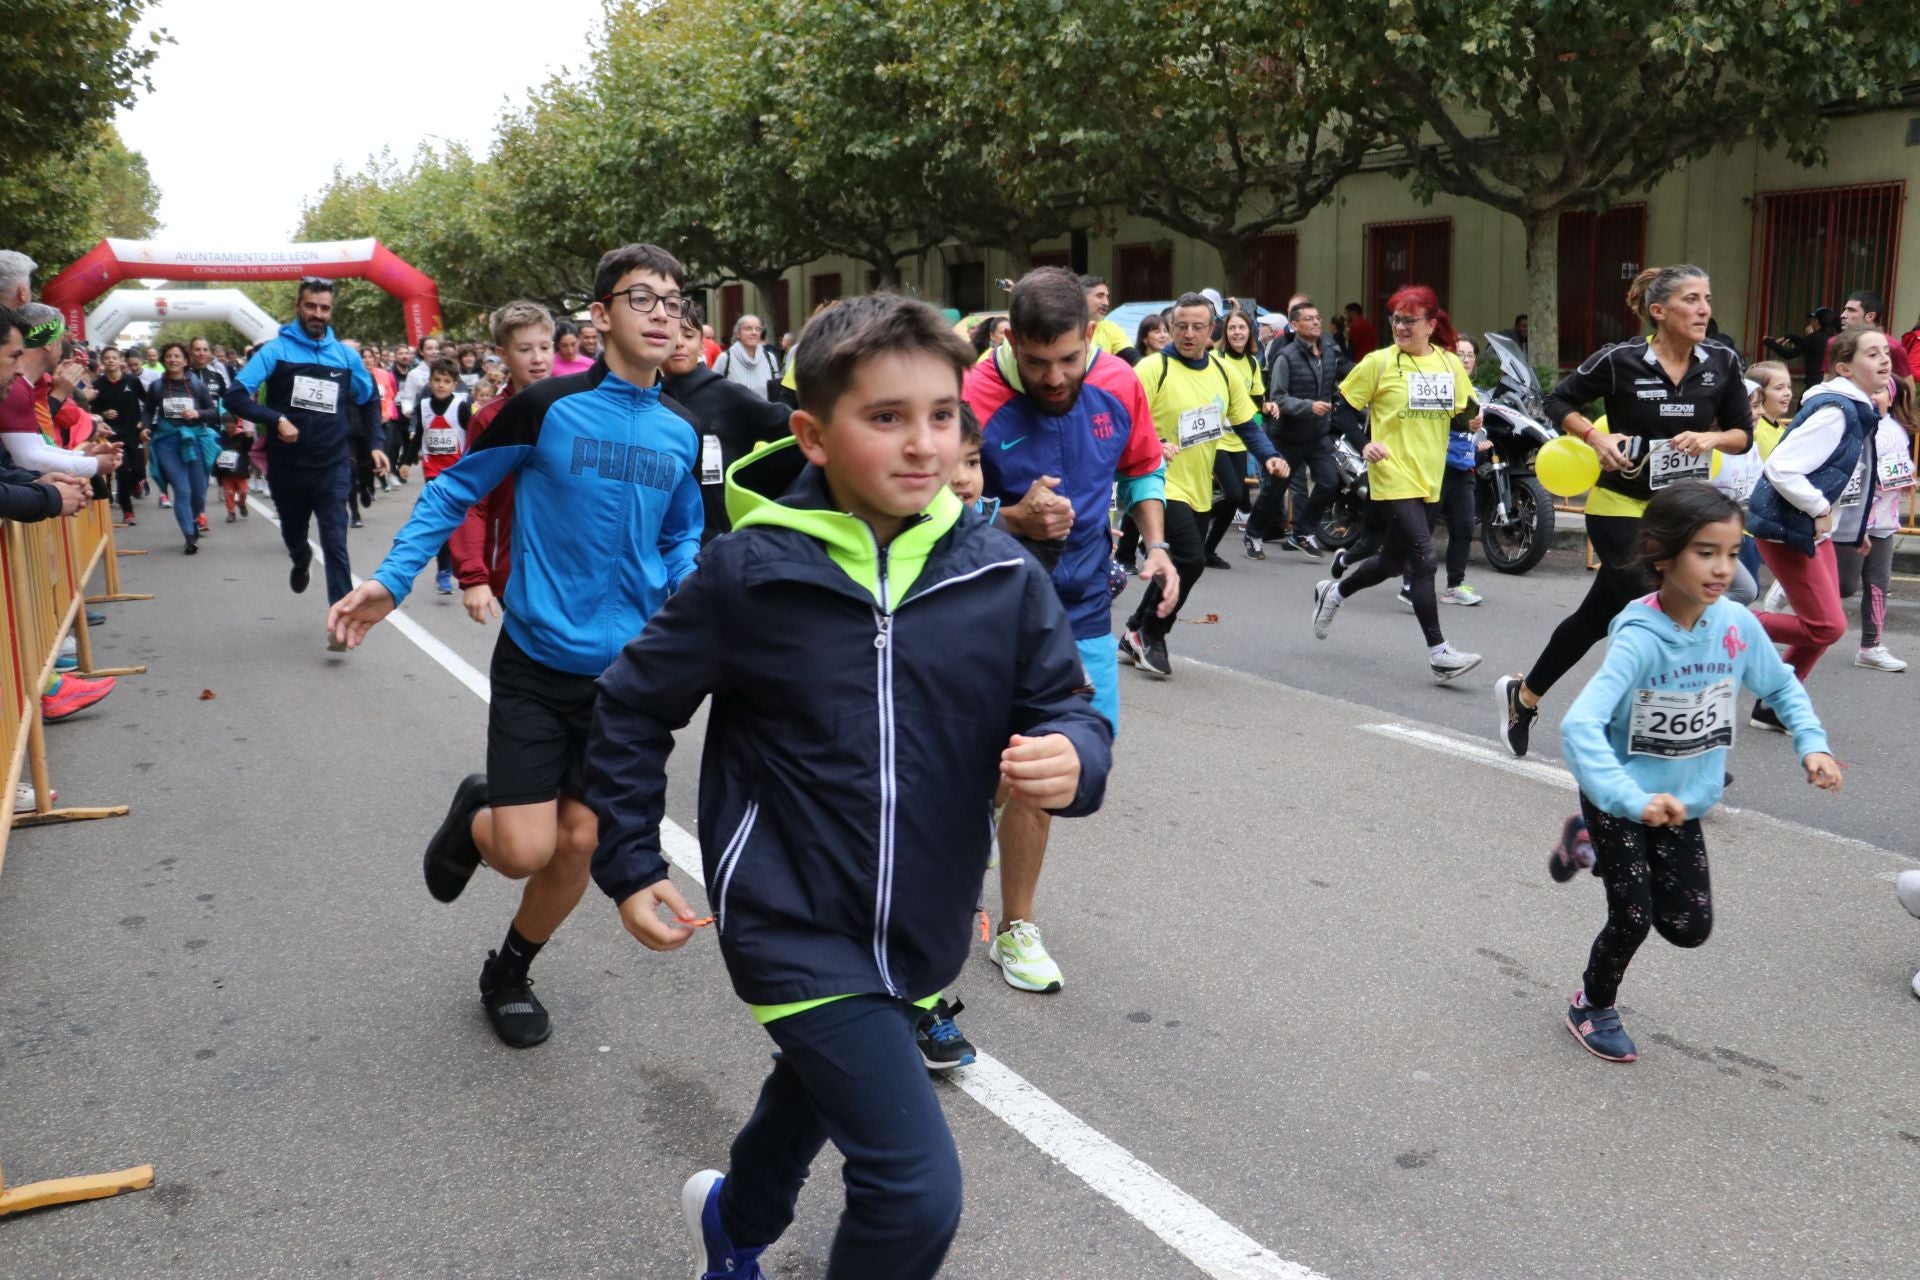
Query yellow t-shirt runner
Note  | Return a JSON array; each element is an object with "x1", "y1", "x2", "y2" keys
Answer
[
  {"x1": 1136, "y1": 350, "x2": 1257, "y2": 509},
  {"x1": 1338, "y1": 346, "x2": 1471, "y2": 501},
  {"x1": 1214, "y1": 349, "x2": 1266, "y2": 455},
  {"x1": 1091, "y1": 317, "x2": 1131, "y2": 358}
]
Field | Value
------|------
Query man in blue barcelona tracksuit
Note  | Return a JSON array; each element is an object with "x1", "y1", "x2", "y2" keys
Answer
[
  {"x1": 225, "y1": 279, "x2": 387, "y2": 615},
  {"x1": 325, "y1": 245, "x2": 704, "y2": 1048}
]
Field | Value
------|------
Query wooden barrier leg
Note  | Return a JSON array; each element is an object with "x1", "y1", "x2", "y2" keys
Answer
[
  {"x1": 88, "y1": 509, "x2": 153, "y2": 603},
  {"x1": 15, "y1": 711, "x2": 128, "y2": 828},
  {"x1": 0, "y1": 1161, "x2": 154, "y2": 1217},
  {"x1": 70, "y1": 605, "x2": 146, "y2": 679}
]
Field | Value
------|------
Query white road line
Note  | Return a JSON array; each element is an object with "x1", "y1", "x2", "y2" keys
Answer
[
  {"x1": 945, "y1": 1057, "x2": 1323, "y2": 1279},
  {"x1": 1359, "y1": 722, "x2": 1575, "y2": 789},
  {"x1": 1360, "y1": 721, "x2": 1919, "y2": 867},
  {"x1": 251, "y1": 495, "x2": 1323, "y2": 1280}
]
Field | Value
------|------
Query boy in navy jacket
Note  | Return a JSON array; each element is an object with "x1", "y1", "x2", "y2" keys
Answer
[{"x1": 584, "y1": 295, "x2": 1113, "y2": 1279}]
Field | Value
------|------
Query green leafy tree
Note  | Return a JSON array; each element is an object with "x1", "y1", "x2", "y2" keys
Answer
[
  {"x1": 1333, "y1": 1, "x2": 1920, "y2": 365},
  {"x1": 1118, "y1": 2, "x2": 1373, "y2": 298},
  {"x1": 603, "y1": 3, "x2": 822, "y2": 315},
  {"x1": 92, "y1": 139, "x2": 163, "y2": 240},
  {"x1": 750, "y1": 1, "x2": 959, "y2": 289},
  {"x1": 0, "y1": 2, "x2": 167, "y2": 267},
  {"x1": 891, "y1": 0, "x2": 1093, "y2": 275}
]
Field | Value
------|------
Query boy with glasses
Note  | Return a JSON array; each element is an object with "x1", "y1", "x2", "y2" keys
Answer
[{"x1": 326, "y1": 245, "x2": 704, "y2": 1048}]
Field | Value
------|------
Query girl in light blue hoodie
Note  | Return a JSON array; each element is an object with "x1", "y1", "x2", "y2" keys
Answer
[{"x1": 1557, "y1": 481, "x2": 1842, "y2": 1063}]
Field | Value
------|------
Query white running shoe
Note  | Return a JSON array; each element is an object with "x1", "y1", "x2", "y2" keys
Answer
[
  {"x1": 1897, "y1": 870, "x2": 1920, "y2": 921},
  {"x1": 1429, "y1": 645, "x2": 1483, "y2": 682},
  {"x1": 14, "y1": 783, "x2": 54, "y2": 813},
  {"x1": 1311, "y1": 579, "x2": 1342, "y2": 639},
  {"x1": 1442, "y1": 583, "x2": 1483, "y2": 606},
  {"x1": 1855, "y1": 645, "x2": 1908, "y2": 672},
  {"x1": 58, "y1": 635, "x2": 76, "y2": 658},
  {"x1": 1759, "y1": 580, "x2": 1790, "y2": 615},
  {"x1": 991, "y1": 920, "x2": 1064, "y2": 993}
]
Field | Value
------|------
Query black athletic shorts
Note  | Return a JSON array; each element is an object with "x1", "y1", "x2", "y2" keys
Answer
[{"x1": 487, "y1": 630, "x2": 599, "y2": 807}]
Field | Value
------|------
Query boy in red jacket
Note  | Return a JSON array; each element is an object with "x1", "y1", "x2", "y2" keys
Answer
[{"x1": 449, "y1": 301, "x2": 554, "y2": 621}]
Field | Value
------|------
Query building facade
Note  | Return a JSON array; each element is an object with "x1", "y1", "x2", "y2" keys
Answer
[{"x1": 714, "y1": 106, "x2": 1919, "y2": 370}]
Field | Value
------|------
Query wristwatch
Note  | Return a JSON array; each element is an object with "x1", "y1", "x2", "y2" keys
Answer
[{"x1": 1143, "y1": 540, "x2": 1172, "y2": 551}]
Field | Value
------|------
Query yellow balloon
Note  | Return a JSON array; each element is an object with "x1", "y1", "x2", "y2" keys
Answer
[{"x1": 1536, "y1": 434, "x2": 1601, "y2": 498}]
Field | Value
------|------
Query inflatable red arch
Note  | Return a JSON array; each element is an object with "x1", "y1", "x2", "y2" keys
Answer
[{"x1": 42, "y1": 238, "x2": 443, "y2": 345}]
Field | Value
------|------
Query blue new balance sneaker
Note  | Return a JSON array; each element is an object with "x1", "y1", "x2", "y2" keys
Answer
[
  {"x1": 682, "y1": 1170, "x2": 766, "y2": 1279},
  {"x1": 1565, "y1": 993, "x2": 1637, "y2": 1063}
]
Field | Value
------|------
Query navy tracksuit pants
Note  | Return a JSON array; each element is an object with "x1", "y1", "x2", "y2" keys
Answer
[
  {"x1": 718, "y1": 995, "x2": 962, "y2": 1279},
  {"x1": 272, "y1": 460, "x2": 353, "y2": 604}
]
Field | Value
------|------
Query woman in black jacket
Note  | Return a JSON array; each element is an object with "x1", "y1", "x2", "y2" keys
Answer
[{"x1": 91, "y1": 346, "x2": 147, "y2": 523}]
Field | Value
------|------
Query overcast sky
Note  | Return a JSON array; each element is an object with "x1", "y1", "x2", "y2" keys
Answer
[{"x1": 116, "y1": 0, "x2": 607, "y2": 246}]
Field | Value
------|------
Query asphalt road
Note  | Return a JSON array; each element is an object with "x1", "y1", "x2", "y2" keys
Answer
[
  {"x1": 3, "y1": 486, "x2": 1917, "y2": 1279},
  {"x1": 1159, "y1": 523, "x2": 1920, "y2": 852}
]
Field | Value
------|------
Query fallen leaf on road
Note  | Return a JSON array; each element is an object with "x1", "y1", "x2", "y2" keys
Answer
[
  {"x1": 199, "y1": 689, "x2": 216, "y2": 700},
  {"x1": 1184, "y1": 613, "x2": 1221, "y2": 625}
]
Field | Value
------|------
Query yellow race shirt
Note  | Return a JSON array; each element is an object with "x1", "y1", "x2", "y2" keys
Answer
[
  {"x1": 1215, "y1": 350, "x2": 1266, "y2": 453},
  {"x1": 1092, "y1": 318, "x2": 1131, "y2": 358},
  {"x1": 1338, "y1": 346, "x2": 1471, "y2": 502},
  {"x1": 1137, "y1": 351, "x2": 1256, "y2": 509}
]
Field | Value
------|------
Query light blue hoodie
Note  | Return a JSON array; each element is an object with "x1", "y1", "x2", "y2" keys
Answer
[{"x1": 1561, "y1": 594, "x2": 1829, "y2": 821}]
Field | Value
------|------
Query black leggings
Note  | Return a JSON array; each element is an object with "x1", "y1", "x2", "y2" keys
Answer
[
  {"x1": 115, "y1": 452, "x2": 146, "y2": 516},
  {"x1": 1579, "y1": 793, "x2": 1712, "y2": 1008},
  {"x1": 1432, "y1": 466, "x2": 1475, "y2": 587},
  {"x1": 1203, "y1": 450, "x2": 1252, "y2": 557},
  {"x1": 1126, "y1": 500, "x2": 1208, "y2": 642},
  {"x1": 1524, "y1": 514, "x2": 1650, "y2": 698},
  {"x1": 1334, "y1": 497, "x2": 1444, "y2": 647}
]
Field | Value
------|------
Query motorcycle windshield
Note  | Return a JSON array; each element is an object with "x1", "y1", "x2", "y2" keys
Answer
[{"x1": 1484, "y1": 332, "x2": 1539, "y2": 397}]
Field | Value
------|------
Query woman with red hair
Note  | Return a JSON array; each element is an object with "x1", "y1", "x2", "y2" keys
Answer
[{"x1": 1309, "y1": 284, "x2": 1483, "y2": 682}]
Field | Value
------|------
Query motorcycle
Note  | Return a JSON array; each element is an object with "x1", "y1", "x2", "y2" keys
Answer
[
  {"x1": 1474, "y1": 332, "x2": 1558, "y2": 574},
  {"x1": 1310, "y1": 434, "x2": 1371, "y2": 551}
]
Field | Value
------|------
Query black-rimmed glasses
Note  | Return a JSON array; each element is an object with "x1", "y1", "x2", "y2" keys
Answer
[{"x1": 601, "y1": 286, "x2": 687, "y2": 318}]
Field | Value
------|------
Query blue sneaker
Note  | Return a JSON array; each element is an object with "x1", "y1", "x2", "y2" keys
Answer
[
  {"x1": 54, "y1": 653, "x2": 77, "y2": 672},
  {"x1": 435, "y1": 569, "x2": 455, "y2": 595},
  {"x1": 1565, "y1": 993, "x2": 1637, "y2": 1062},
  {"x1": 914, "y1": 997, "x2": 976, "y2": 1071},
  {"x1": 682, "y1": 1170, "x2": 766, "y2": 1279}
]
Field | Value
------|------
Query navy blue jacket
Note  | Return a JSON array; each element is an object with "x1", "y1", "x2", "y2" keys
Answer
[
  {"x1": 1747, "y1": 391, "x2": 1879, "y2": 556},
  {"x1": 0, "y1": 464, "x2": 62, "y2": 522},
  {"x1": 585, "y1": 443, "x2": 1113, "y2": 1009},
  {"x1": 226, "y1": 322, "x2": 380, "y2": 472}
]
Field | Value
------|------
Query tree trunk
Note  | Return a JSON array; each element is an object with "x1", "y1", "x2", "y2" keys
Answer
[
  {"x1": 1214, "y1": 235, "x2": 1259, "y2": 301},
  {"x1": 745, "y1": 269, "x2": 784, "y2": 334},
  {"x1": 1522, "y1": 209, "x2": 1560, "y2": 377},
  {"x1": 869, "y1": 257, "x2": 904, "y2": 291},
  {"x1": 1004, "y1": 226, "x2": 1034, "y2": 278}
]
